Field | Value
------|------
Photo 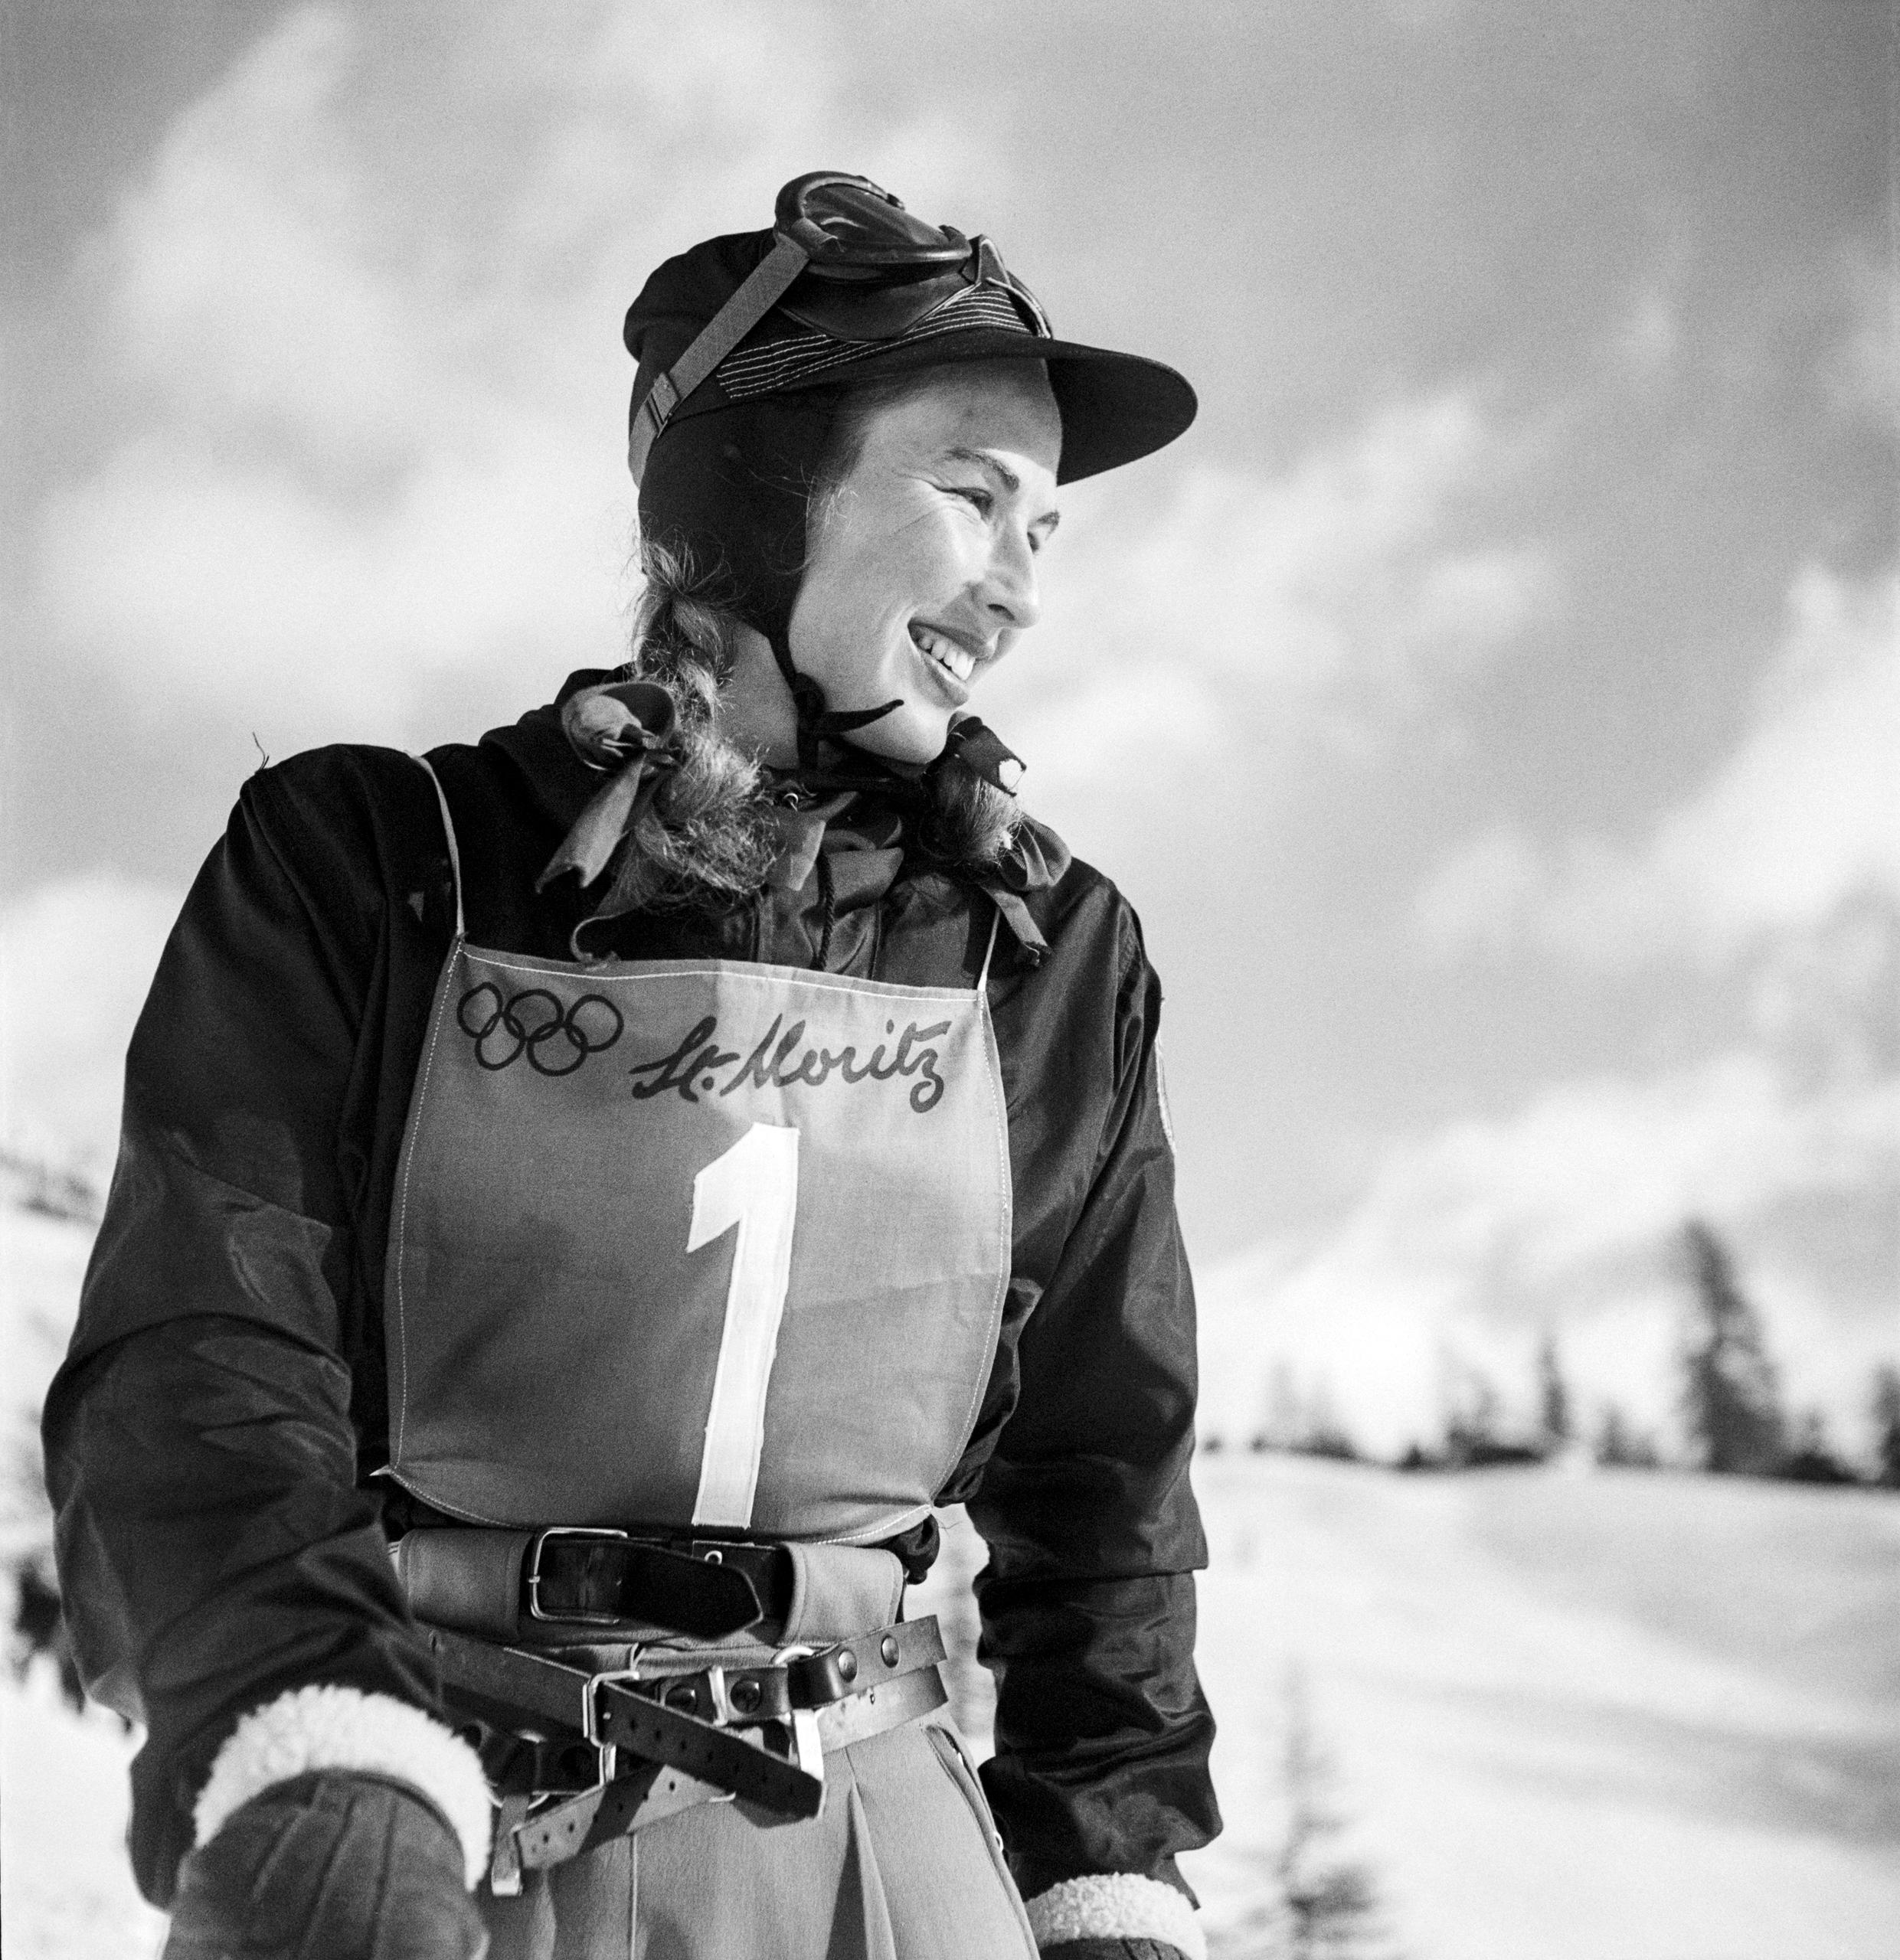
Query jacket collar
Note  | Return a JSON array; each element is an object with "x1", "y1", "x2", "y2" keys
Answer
[{"x1": 479, "y1": 669, "x2": 1070, "y2": 945}]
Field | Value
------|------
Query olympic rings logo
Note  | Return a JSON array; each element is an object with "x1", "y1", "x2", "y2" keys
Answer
[{"x1": 456, "y1": 984, "x2": 625, "y2": 1076}]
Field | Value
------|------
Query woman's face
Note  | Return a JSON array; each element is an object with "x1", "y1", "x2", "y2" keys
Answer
[{"x1": 788, "y1": 361, "x2": 1062, "y2": 765}]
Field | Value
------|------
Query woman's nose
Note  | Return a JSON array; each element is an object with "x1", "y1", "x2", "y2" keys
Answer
[{"x1": 979, "y1": 528, "x2": 1042, "y2": 632}]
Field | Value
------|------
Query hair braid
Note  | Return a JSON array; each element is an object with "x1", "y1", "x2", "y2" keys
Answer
[
  {"x1": 599, "y1": 540, "x2": 780, "y2": 913},
  {"x1": 603, "y1": 535, "x2": 1022, "y2": 913}
]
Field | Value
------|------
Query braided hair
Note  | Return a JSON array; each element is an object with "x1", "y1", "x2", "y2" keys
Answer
[{"x1": 610, "y1": 534, "x2": 1022, "y2": 911}]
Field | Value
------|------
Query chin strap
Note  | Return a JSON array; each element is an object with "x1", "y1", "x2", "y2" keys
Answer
[{"x1": 770, "y1": 630, "x2": 901, "y2": 768}]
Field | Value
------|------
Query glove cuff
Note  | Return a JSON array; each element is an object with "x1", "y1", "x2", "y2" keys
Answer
[
  {"x1": 192, "y1": 1684, "x2": 492, "y2": 1889},
  {"x1": 1024, "y1": 1872, "x2": 1205, "y2": 1959}
]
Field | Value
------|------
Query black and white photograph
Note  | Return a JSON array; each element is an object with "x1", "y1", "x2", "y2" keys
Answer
[{"x1": 2, "y1": 5, "x2": 1895, "y2": 1957}]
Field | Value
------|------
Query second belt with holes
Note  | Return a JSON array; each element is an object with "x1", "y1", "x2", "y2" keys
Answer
[{"x1": 429, "y1": 1614, "x2": 950, "y2": 1891}]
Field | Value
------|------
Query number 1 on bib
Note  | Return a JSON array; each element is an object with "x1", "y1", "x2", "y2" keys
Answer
[{"x1": 688, "y1": 1122, "x2": 802, "y2": 1529}]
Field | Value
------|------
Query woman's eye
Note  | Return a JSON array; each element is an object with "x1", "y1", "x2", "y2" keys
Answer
[{"x1": 950, "y1": 485, "x2": 993, "y2": 515}]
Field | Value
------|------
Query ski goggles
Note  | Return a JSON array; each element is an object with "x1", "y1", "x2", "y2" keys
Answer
[{"x1": 627, "y1": 172, "x2": 1051, "y2": 483}]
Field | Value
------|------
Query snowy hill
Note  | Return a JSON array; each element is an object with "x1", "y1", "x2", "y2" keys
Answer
[
  {"x1": 1, "y1": 1161, "x2": 96, "y2": 1570},
  {"x1": 2, "y1": 1170, "x2": 168, "y2": 1959},
  {"x1": 1180, "y1": 1451, "x2": 1900, "y2": 1960}
]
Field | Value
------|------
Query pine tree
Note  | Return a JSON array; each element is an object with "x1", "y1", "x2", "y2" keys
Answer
[
  {"x1": 1536, "y1": 1330, "x2": 1571, "y2": 1452},
  {"x1": 1871, "y1": 1365, "x2": 1900, "y2": 1488},
  {"x1": 1274, "y1": 1664, "x2": 1391, "y2": 1959},
  {"x1": 1678, "y1": 1220, "x2": 1784, "y2": 1475},
  {"x1": 1442, "y1": 1363, "x2": 1503, "y2": 1466},
  {"x1": 1779, "y1": 1409, "x2": 1856, "y2": 1485},
  {"x1": 1256, "y1": 1360, "x2": 1303, "y2": 1453},
  {"x1": 1300, "y1": 1378, "x2": 1359, "y2": 1462},
  {"x1": 1594, "y1": 1401, "x2": 1659, "y2": 1468}
]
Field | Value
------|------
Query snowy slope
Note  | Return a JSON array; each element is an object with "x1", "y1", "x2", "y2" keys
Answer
[
  {"x1": 2, "y1": 1675, "x2": 165, "y2": 1960},
  {"x1": 1179, "y1": 1452, "x2": 1900, "y2": 1960},
  {"x1": 2, "y1": 1183, "x2": 167, "y2": 1958},
  {"x1": 2, "y1": 1183, "x2": 93, "y2": 1565}
]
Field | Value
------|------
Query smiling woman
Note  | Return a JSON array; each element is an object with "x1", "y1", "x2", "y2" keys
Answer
[
  {"x1": 783, "y1": 363, "x2": 1063, "y2": 766},
  {"x1": 45, "y1": 172, "x2": 1217, "y2": 1960}
]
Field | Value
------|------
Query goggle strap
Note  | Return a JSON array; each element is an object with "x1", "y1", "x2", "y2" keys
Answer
[{"x1": 629, "y1": 232, "x2": 813, "y2": 482}]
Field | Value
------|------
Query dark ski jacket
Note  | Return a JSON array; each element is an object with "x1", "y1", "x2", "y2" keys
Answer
[{"x1": 44, "y1": 675, "x2": 1218, "y2": 1906}]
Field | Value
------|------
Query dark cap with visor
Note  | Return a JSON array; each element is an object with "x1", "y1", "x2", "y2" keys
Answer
[
  {"x1": 623, "y1": 172, "x2": 1196, "y2": 486},
  {"x1": 620, "y1": 173, "x2": 1197, "y2": 752}
]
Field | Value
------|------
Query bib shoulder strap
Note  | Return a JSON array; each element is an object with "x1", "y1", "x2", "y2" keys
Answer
[
  {"x1": 976, "y1": 904, "x2": 1001, "y2": 991},
  {"x1": 411, "y1": 754, "x2": 466, "y2": 941}
]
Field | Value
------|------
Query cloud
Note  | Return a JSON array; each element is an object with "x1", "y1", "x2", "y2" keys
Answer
[
  {"x1": 989, "y1": 393, "x2": 1558, "y2": 804},
  {"x1": 1823, "y1": 250, "x2": 1898, "y2": 430},
  {"x1": 1418, "y1": 567, "x2": 1900, "y2": 969},
  {"x1": 1611, "y1": 290, "x2": 1679, "y2": 383},
  {"x1": 1198, "y1": 1051, "x2": 1899, "y2": 1459},
  {"x1": 1372, "y1": 571, "x2": 1899, "y2": 1458},
  {"x1": 29, "y1": 1, "x2": 992, "y2": 749},
  {"x1": 39, "y1": 422, "x2": 626, "y2": 730},
  {"x1": 32, "y1": 3, "x2": 1562, "y2": 833},
  {"x1": 1, "y1": 874, "x2": 185, "y2": 1178},
  {"x1": 1264, "y1": 553, "x2": 1900, "y2": 1462}
]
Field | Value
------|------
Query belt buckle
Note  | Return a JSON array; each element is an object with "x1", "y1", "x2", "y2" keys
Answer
[
  {"x1": 525, "y1": 1525, "x2": 630, "y2": 1625},
  {"x1": 772, "y1": 1643, "x2": 826, "y2": 1782},
  {"x1": 789, "y1": 1707, "x2": 824, "y2": 1780},
  {"x1": 584, "y1": 1661, "x2": 740, "y2": 1809},
  {"x1": 582, "y1": 1660, "x2": 646, "y2": 1749}
]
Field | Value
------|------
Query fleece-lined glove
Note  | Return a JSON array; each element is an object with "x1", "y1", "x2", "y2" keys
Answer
[
  {"x1": 1043, "y1": 1944, "x2": 1189, "y2": 1960},
  {"x1": 1025, "y1": 1871, "x2": 1205, "y2": 1959},
  {"x1": 162, "y1": 1770, "x2": 487, "y2": 1960}
]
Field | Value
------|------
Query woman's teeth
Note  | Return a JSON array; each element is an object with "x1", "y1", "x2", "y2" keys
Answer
[{"x1": 911, "y1": 626, "x2": 975, "y2": 683}]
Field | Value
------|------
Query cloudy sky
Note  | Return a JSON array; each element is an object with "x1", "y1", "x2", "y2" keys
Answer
[{"x1": 4, "y1": 1, "x2": 1894, "y2": 1454}]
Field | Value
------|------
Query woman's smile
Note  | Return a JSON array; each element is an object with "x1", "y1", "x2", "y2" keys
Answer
[{"x1": 908, "y1": 620, "x2": 983, "y2": 696}]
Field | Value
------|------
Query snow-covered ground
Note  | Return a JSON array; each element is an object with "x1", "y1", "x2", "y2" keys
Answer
[
  {"x1": 7, "y1": 1182, "x2": 1898, "y2": 1958},
  {"x1": 1, "y1": 1188, "x2": 163, "y2": 1959},
  {"x1": 2, "y1": 1673, "x2": 166, "y2": 1960},
  {"x1": 11, "y1": 1457, "x2": 1896, "y2": 1958},
  {"x1": 1179, "y1": 1451, "x2": 1900, "y2": 1960}
]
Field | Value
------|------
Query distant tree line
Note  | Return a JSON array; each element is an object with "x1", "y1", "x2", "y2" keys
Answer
[{"x1": 1210, "y1": 1218, "x2": 1900, "y2": 1488}]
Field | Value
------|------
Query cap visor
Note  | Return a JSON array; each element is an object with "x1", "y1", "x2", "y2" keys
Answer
[{"x1": 769, "y1": 328, "x2": 1198, "y2": 482}]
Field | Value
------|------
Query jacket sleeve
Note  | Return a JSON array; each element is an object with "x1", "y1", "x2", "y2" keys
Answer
[
  {"x1": 967, "y1": 916, "x2": 1220, "y2": 1923},
  {"x1": 41, "y1": 757, "x2": 463, "y2": 1906}
]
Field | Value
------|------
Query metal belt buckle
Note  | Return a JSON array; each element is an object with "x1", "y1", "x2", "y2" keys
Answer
[
  {"x1": 580, "y1": 1657, "x2": 652, "y2": 1749},
  {"x1": 790, "y1": 1708, "x2": 825, "y2": 1781},
  {"x1": 525, "y1": 1525, "x2": 629, "y2": 1625},
  {"x1": 585, "y1": 1660, "x2": 741, "y2": 1810},
  {"x1": 771, "y1": 1643, "x2": 827, "y2": 1785},
  {"x1": 700, "y1": 1664, "x2": 737, "y2": 1726}
]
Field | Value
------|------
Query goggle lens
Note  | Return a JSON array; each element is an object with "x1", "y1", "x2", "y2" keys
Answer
[
  {"x1": 776, "y1": 172, "x2": 969, "y2": 274},
  {"x1": 771, "y1": 175, "x2": 1048, "y2": 342}
]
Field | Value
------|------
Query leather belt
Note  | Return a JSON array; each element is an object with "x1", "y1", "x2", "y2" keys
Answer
[
  {"x1": 426, "y1": 1615, "x2": 949, "y2": 1893},
  {"x1": 395, "y1": 1526, "x2": 793, "y2": 1642},
  {"x1": 525, "y1": 1527, "x2": 793, "y2": 1632}
]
